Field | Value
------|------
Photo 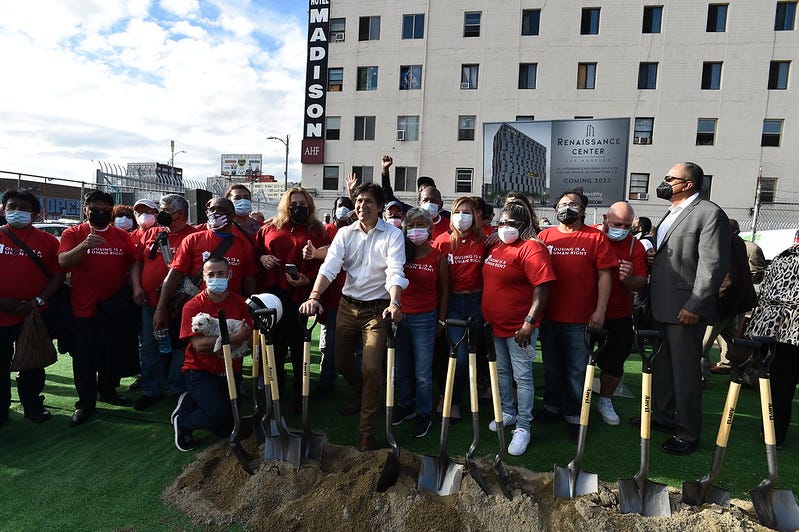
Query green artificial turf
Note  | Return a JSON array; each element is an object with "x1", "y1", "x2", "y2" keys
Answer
[{"x1": 1, "y1": 335, "x2": 797, "y2": 531}]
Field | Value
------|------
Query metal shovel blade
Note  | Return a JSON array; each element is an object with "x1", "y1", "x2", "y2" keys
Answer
[
  {"x1": 301, "y1": 397, "x2": 326, "y2": 462},
  {"x1": 376, "y1": 404, "x2": 400, "y2": 492},
  {"x1": 750, "y1": 485, "x2": 799, "y2": 531},
  {"x1": 681, "y1": 478, "x2": 730, "y2": 507},
  {"x1": 465, "y1": 415, "x2": 491, "y2": 496},
  {"x1": 419, "y1": 453, "x2": 464, "y2": 496},
  {"x1": 554, "y1": 460, "x2": 598, "y2": 499},
  {"x1": 618, "y1": 476, "x2": 671, "y2": 517}
]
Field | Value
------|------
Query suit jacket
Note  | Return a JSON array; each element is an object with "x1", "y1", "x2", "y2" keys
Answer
[
  {"x1": 650, "y1": 197, "x2": 731, "y2": 324},
  {"x1": 718, "y1": 234, "x2": 757, "y2": 318}
]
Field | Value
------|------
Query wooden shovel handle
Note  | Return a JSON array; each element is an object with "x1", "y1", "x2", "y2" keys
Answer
[
  {"x1": 759, "y1": 378, "x2": 776, "y2": 446},
  {"x1": 386, "y1": 346, "x2": 395, "y2": 408},
  {"x1": 223, "y1": 344, "x2": 237, "y2": 401},
  {"x1": 716, "y1": 381, "x2": 741, "y2": 447},
  {"x1": 579, "y1": 364, "x2": 596, "y2": 427},
  {"x1": 265, "y1": 339, "x2": 280, "y2": 401},
  {"x1": 469, "y1": 352, "x2": 479, "y2": 414},
  {"x1": 442, "y1": 357, "x2": 457, "y2": 418},
  {"x1": 640, "y1": 372, "x2": 652, "y2": 440},
  {"x1": 488, "y1": 361, "x2": 503, "y2": 424},
  {"x1": 302, "y1": 338, "x2": 312, "y2": 396},
  {"x1": 251, "y1": 329, "x2": 260, "y2": 379}
]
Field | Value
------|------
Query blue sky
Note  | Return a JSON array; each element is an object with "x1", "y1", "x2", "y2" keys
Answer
[{"x1": 0, "y1": 0, "x2": 309, "y2": 183}]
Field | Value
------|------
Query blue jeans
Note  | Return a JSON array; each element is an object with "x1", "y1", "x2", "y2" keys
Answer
[
  {"x1": 540, "y1": 320, "x2": 588, "y2": 422},
  {"x1": 447, "y1": 292, "x2": 484, "y2": 405},
  {"x1": 140, "y1": 306, "x2": 185, "y2": 397},
  {"x1": 395, "y1": 310, "x2": 436, "y2": 417},
  {"x1": 494, "y1": 331, "x2": 538, "y2": 431},
  {"x1": 177, "y1": 370, "x2": 237, "y2": 437}
]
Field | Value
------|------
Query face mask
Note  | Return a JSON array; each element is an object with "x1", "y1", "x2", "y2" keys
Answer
[
  {"x1": 205, "y1": 276, "x2": 229, "y2": 294},
  {"x1": 656, "y1": 182, "x2": 674, "y2": 200},
  {"x1": 556, "y1": 207, "x2": 580, "y2": 225},
  {"x1": 114, "y1": 216, "x2": 134, "y2": 230},
  {"x1": 607, "y1": 227, "x2": 630, "y2": 241},
  {"x1": 451, "y1": 213, "x2": 473, "y2": 232},
  {"x1": 498, "y1": 226, "x2": 519, "y2": 244},
  {"x1": 406, "y1": 227, "x2": 429, "y2": 245},
  {"x1": 89, "y1": 209, "x2": 112, "y2": 228},
  {"x1": 156, "y1": 211, "x2": 173, "y2": 227},
  {"x1": 136, "y1": 213, "x2": 156, "y2": 229},
  {"x1": 206, "y1": 213, "x2": 228, "y2": 231},
  {"x1": 335, "y1": 206, "x2": 350, "y2": 220},
  {"x1": 290, "y1": 205, "x2": 309, "y2": 224},
  {"x1": 233, "y1": 198, "x2": 252, "y2": 216},
  {"x1": 388, "y1": 216, "x2": 403, "y2": 228},
  {"x1": 420, "y1": 201, "x2": 439, "y2": 218},
  {"x1": 5, "y1": 210, "x2": 32, "y2": 228}
]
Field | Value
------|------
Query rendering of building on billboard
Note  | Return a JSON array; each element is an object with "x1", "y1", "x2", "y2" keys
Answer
[
  {"x1": 491, "y1": 123, "x2": 547, "y2": 198},
  {"x1": 221, "y1": 154, "x2": 262, "y2": 177}
]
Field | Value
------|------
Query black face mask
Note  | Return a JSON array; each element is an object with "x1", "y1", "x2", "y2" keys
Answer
[
  {"x1": 556, "y1": 207, "x2": 580, "y2": 225},
  {"x1": 290, "y1": 205, "x2": 309, "y2": 224},
  {"x1": 88, "y1": 209, "x2": 112, "y2": 228},
  {"x1": 156, "y1": 211, "x2": 173, "y2": 227},
  {"x1": 656, "y1": 182, "x2": 674, "y2": 200}
]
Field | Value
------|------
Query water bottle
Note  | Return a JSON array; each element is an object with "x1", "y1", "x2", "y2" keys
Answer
[{"x1": 154, "y1": 328, "x2": 171, "y2": 354}]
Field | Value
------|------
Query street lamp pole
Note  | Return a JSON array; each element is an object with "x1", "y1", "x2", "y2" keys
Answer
[
  {"x1": 170, "y1": 140, "x2": 186, "y2": 188},
  {"x1": 267, "y1": 134, "x2": 290, "y2": 191}
]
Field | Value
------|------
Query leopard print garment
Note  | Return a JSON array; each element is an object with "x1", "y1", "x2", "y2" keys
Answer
[{"x1": 746, "y1": 246, "x2": 799, "y2": 346}]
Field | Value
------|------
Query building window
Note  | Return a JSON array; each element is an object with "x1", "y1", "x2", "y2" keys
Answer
[
  {"x1": 698, "y1": 175, "x2": 713, "y2": 200},
  {"x1": 322, "y1": 166, "x2": 339, "y2": 190},
  {"x1": 578, "y1": 62, "x2": 597, "y2": 89},
  {"x1": 464, "y1": 12, "x2": 481, "y2": 37},
  {"x1": 638, "y1": 62, "x2": 658, "y2": 89},
  {"x1": 399, "y1": 65, "x2": 422, "y2": 90},
  {"x1": 327, "y1": 68, "x2": 343, "y2": 92},
  {"x1": 696, "y1": 118, "x2": 717, "y2": 145},
  {"x1": 769, "y1": 61, "x2": 790, "y2": 89},
  {"x1": 402, "y1": 14, "x2": 425, "y2": 39},
  {"x1": 775, "y1": 1, "x2": 797, "y2": 30},
  {"x1": 461, "y1": 64, "x2": 479, "y2": 89},
  {"x1": 760, "y1": 177, "x2": 778, "y2": 203},
  {"x1": 522, "y1": 9, "x2": 541, "y2": 35},
  {"x1": 458, "y1": 115, "x2": 476, "y2": 141},
  {"x1": 701, "y1": 62, "x2": 723, "y2": 90},
  {"x1": 394, "y1": 166, "x2": 418, "y2": 192},
  {"x1": 325, "y1": 116, "x2": 340, "y2": 140},
  {"x1": 456, "y1": 168, "x2": 474, "y2": 193},
  {"x1": 358, "y1": 16, "x2": 380, "y2": 41},
  {"x1": 575, "y1": 115, "x2": 594, "y2": 119},
  {"x1": 762, "y1": 119, "x2": 784, "y2": 146},
  {"x1": 356, "y1": 66, "x2": 378, "y2": 91},
  {"x1": 642, "y1": 6, "x2": 663, "y2": 33},
  {"x1": 352, "y1": 166, "x2": 374, "y2": 184},
  {"x1": 629, "y1": 173, "x2": 650, "y2": 199},
  {"x1": 634, "y1": 118, "x2": 654, "y2": 144},
  {"x1": 518, "y1": 63, "x2": 537, "y2": 89},
  {"x1": 330, "y1": 18, "x2": 346, "y2": 43},
  {"x1": 707, "y1": 4, "x2": 728, "y2": 32},
  {"x1": 397, "y1": 115, "x2": 420, "y2": 141},
  {"x1": 354, "y1": 116, "x2": 376, "y2": 141},
  {"x1": 516, "y1": 115, "x2": 535, "y2": 122},
  {"x1": 581, "y1": 7, "x2": 600, "y2": 35}
]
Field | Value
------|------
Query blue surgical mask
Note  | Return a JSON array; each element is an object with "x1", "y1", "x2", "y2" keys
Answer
[
  {"x1": 205, "y1": 276, "x2": 229, "y2": 294},
  {"x1": 335, "y1": 206, "x2": 350, "y2": 220},
  {"x1": 607, "y1": 227, "x2": 630, "y2": 242},
  {"x1": 420, "y1": 201, "x2": 439, "y2": 218},
  {"x1": 5, "y1": 210, "x2": 32, "y2": 228},
  {"x1": 233, "y1": 199, "x2": 252, "y2": 216}
]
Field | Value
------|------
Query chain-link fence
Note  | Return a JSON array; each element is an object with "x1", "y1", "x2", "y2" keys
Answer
[{"x1": 740, "y1": 202, "x2": 799, "y2": 233}]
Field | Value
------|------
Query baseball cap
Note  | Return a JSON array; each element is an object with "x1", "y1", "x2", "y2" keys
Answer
[
  {"x1": 416, "y1": 176, "x2": 436, "y2": 189},
  {"x1": 385, "y1": 200, "x2": 403, "y2": 211},
  {"x1": 133, "y1": 199, "x2": 159, "y2": 211}
]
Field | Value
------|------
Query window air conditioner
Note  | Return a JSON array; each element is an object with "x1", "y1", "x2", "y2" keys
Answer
[
  {"x1": 460, "y1": 82, "x2": 470, "y2": 89},
  {"x1": 630, "y1": 192, "x2": 649, "y2": 200},
  {"x1": 332, "y1": 32, "x2": 345, "y2": 42},
  {"x1": 396, "y1": 130, "x2": 405, "y2": 141},
  {"x1": 634, "y1": 137, "x2": 652, "y2": 145}
]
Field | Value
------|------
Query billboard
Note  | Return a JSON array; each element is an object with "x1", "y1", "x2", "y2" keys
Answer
[
  {"x1": 483, "y1": 118, "x2": 630, "y2": 207},
  {"x1": 301, "y1": 0, "x2": 330, "y2": 164},
  {"x1": 221, "y1": 154, "x2": 262, "y2": 177}
]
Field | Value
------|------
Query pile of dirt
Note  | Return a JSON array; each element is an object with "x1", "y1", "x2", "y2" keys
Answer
[{"x1": 163, "y1": 437, "x2": 770, "y2": 531}]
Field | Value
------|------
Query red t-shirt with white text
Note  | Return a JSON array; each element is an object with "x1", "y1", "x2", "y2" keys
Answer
[
  {"x1": 403, "y1": 248, "x2": 443, "y2": 314},
  {"x1": 433, "y1": 232, "x2": 484, "y2": 292},
  {"x1": 137, "y1": 224, "x2": 199, "y2": 308},
  {"x1": 170, "y1": 230, "x2": 256, "y2": 295}
]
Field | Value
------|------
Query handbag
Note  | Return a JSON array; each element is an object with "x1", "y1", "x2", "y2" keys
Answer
[{"x1": 11, "y1": 307, "x2": 57, "y2": 371}]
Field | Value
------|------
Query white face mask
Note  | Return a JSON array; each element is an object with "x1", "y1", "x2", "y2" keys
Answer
[
  {"x1": 388, "y1": 216, "x2": 403, "y2": 228},
  {"x1": 451, "y1": 213, "x2": 473, "y2": 232},
  {"x1": 406, "y1": 227, "x2": 429, "y2": 245},
  {"x1": 233, "y1": 198, "x2": 252, "y2": 216},
  {"x1": 114, "y1": 216, "x2": 134, "y2": 231},
  {"x1": 420, "y1": 201, "x2": 439, "y2": 218},
  {"x1": 136, "y1": 213, "x2": 156, "y2": 229},
  {"x1": 498, "y1": 226, "x2": 520, "y2": 244},
  {"x1": 335, "y1": 206, "x2": 350, "y2": 220}
]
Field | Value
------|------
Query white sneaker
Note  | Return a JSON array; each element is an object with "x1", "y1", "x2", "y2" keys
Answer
[
  {"x1": 489, "y1": 412, "x2": 516, "y2": 432},
  {"x1": 597, "y1": 397, "x2": 620, "y2": 425},
  {"x1": 508, "y1": 427, "x2": 531, "y2": 456}
]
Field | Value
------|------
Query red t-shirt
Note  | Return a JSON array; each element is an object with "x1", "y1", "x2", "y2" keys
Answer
[
  {"x1": 58, "y1": 223, "x2": 136, "y2": 318},
  {"x1": 130, "y1": 228, "x2": 147, "y2": 245},
  {"x1": 320, "y1": 223, "x2": 346, "y2": 312},
  {"x1": 403, "y1": 248, "x2": 443, "y2": 314},
  {"x1": 179, "y1": 291, "x2": 253, "y2": 374},
  {"x1": 483, "y1": 225, "x2": 495, "y2": 238},
  {"x1": 431, "y1": 216, "x2": 449, "y2": 241},
  {"x1": 538, "y1": 225, "x2": 618, "y2": 323},
  {"x1": 433, "y1": 233, "x2": 484, "y2": 292},
  {"x1": 0, "y1": 225, "x2": 61, "y2": 326},
  {"x1": 137, "y1": 224, "x2": 199, "y2": 308},
  {"x1": 606, "y1": 235, "x2": 648, "y2": 319},
  {"x1": 170, "y1": 230, "x2": 256, "y2": 295},
  {"x1": 481, "y1": 239, "x2": 556, "y2": 337}
]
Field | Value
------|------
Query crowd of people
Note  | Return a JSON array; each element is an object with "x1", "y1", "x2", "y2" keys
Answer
[{"x1": 2, "y1": 159, "x2": 795, "y2": 458}]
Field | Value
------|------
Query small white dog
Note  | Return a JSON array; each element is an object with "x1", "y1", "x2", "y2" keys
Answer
[{"x1": 190, "y1": 312, "x2": 249, "y2": 358}]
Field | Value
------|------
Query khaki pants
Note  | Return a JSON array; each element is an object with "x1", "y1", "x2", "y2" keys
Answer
[{"x1": 335, "y1": 297, "x2": 388, "y2": 436}]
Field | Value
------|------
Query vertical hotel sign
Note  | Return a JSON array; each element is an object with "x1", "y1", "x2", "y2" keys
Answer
[{"x1": 301, "y1": 0, "x2": 329, "y2": 164}]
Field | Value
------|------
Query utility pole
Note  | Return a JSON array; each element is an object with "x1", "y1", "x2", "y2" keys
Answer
[
  {"x1": 267, "y1": 134, "x2": 290, "y2": 191},
  {"x1": 752, "y1": 166, "x2": 763, "y2": 238}
]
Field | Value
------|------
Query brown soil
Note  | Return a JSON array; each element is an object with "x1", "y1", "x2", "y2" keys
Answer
[{"x1": 163, "y1": 436, "x2": 769, "y2": 531}]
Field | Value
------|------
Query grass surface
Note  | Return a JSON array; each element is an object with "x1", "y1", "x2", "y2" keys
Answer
[{"x1": 1, "y1": 334, "x2": 797, "y2": 531}]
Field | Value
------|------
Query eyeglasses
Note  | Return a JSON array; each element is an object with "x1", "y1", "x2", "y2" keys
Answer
[
  {"x1": 497, "y1": 219, "x2": 522, "y2": 228},
  {"x1": 664, "y1": 175, "x2": 690, "y2": 183},
  {"x1": 556, "y1": 202, "x2": 581, "y2": 210}
]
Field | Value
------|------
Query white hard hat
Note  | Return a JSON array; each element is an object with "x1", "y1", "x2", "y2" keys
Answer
[{"x1": 246, "y1": 292, "x2": 283, "y2": 325}]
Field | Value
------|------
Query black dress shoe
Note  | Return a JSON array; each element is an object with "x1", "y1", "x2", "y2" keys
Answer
[
  {"x1": 24, "y1": 408, "x2": 52, "y2": 423},
  {"x1": 99, "y1": 393, "x2": 132, "y2": 407},
  {"x1": 69, "y1": 408, "x2": 92, "y2": 427},
  {"x1": 661, "y1": 435, "x2": 698, "y2": 455},
  {"x1": 630, "y1": 416, "x2": 675, "y2": 433}
]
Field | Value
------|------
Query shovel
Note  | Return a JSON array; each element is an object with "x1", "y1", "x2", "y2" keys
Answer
[
  {"x1": 251, "y1": 307, "x2": 280, "y2": 436},
  {"x1": 262, "y1": 314, "x2": 303, "y2": 468},
  {"x1": 484, "y1": 322, "x2": 513, "y2": 500},
  {"x1": 300, "y1": 316, "x2": 326, "y2": 468},
  {"x1": 618, "y1": 329, "x2": 671, "y2": 517},
  {"x1": 554, "y1": 326, "x2": 607, "y2": 499},
  {"x1": 418, "y1": 318, "x2": 467, "y2": 495},
  {"x1": 681, "y1": 337, "x2": 758, "y2": 507},
  {"x1": 376, "y1": 320, "x2": 400, "y2": 492},
  {"x1": 218, "y1": 310, "x2": 257, "y2": 475},
  {"x1": 249, "y1": 327, "x2": 266, "y2": 444},
  {"x1": 748, "y1": 336, "x2": 799, "y2": 531},
  {"x1": 465, "y1": 317, "x2": 491, "y2": 495}
]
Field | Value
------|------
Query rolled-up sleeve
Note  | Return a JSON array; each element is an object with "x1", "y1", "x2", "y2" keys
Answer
[
  {"x1": 318, "y1": 229, "x2": 346, "y2": 283},
  {"x1": 384, "y1": 228, "x2": 409, "y2": 292}
]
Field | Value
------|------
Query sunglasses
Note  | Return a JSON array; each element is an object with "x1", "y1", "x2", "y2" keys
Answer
[
  {"x1": 497, "y1": 219, "x2": 522, "y2": 228},
  {"x1": 664, "y1": 175, "x2": 690, "y2": 183}
]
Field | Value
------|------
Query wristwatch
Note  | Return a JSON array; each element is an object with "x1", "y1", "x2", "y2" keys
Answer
[
  {"x1": 524, "y1": 315, "x2": 535, "y2": 324},
  {"x1": 391, "y1": 300, "x2": 402, "y2": 308},
  {"x1": 35, "y1": 297, "x2": 46, "y2": 307}
]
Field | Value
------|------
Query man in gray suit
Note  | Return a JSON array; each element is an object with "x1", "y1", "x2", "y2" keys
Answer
[{"x1": 648, "y1": 162, "x2": 730, "y2": 455}]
